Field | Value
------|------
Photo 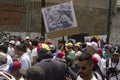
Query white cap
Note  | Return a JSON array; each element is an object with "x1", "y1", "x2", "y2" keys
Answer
[
  {"x1": 87, "y1": 42, "x2": 98, "y2": 51},
  {"x1": 25, "y1": 36, "x2": 30, "y2": 40},
  {"x1": 74, "y1": 43, "x2": 80, "y2": 47},
  {"x1": 9, "y1": 40, "x2": 15, "y2": 45}
]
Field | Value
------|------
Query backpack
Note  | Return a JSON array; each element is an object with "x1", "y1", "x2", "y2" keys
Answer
[
  {"x1": 94, "y1": 72, "x2": 98, "y2": 79},
  {"x1": 106, "y1": 59, "x2": 109, "y2": 80},
  {"x1": 106, "y1": 59, "x2": 119, "y2": 80}
]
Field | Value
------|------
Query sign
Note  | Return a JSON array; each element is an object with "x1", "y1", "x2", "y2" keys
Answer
[{"x1": 42, "y1": 1, "x2": 79, "y2": 38}]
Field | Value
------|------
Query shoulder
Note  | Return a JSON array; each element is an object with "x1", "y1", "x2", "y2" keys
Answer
[{"x1": 20, "y1": 53, "x2": 30, "y2": 61}]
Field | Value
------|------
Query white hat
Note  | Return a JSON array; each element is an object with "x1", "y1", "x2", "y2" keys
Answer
[
  {"x1": 9, "y1": 40, "x2": 15, "y2": 45},
  {"x1": 87, "y1": 42, "x2": 98, "y2": 51},
  {"x1": 25, "y1": 36, "x2": 30, "y2": 40},
  {"x1": 74, "y1": 43, "x2": 80, "y2": 47}
]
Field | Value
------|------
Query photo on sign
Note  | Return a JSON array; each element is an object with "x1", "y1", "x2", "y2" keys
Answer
[{"x1": 42, "y1": 1, "x2": 77, "y2": 32}]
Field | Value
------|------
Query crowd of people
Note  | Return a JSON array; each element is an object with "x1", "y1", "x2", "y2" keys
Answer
[{"x1": 0, "y1": 35, "x2": 119, "y2": 80}]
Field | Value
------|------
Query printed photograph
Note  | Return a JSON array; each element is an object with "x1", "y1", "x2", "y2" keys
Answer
[{"x1": 42, "y1": 1, "x2": 77, "y2": 32}]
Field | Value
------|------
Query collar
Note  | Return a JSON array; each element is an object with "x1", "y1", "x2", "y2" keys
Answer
[{"x1": 77, "y1": 74, "x2": 97, "y2": 80}]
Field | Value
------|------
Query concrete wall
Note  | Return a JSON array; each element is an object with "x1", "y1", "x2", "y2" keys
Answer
[{"x1": 109, "y1": 8, "x2": 120, "y2": 45}]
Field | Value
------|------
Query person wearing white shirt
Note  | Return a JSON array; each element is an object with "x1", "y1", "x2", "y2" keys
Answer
[
  {"x1": 0, "y1": 52, "x2": 9, "y2": 71},
  {"x1": 66, "y1": 52, "x2": 102, "y2": 80},
  {"x1": 15, "y1": 45, "x2": 31, "y2": 75},
  {"x1": 31, "y1": 40, "x2": 38, "y2": 65},
  {"x1": 101, "y1": 46, "x2": 120, "y2": 80},
  {"x1": 7, "y1": 40, "x2": 15, "y2": 58},
  {"x1": 0, "y1": 44, "x2": 13, "y2": 66}
]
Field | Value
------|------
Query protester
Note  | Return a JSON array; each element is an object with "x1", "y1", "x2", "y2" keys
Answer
[
  {"x1": 26, "y1": 66, "x2": 45, "y2": 80},
  {"x1": 8, "y1": 61, "x2": 21, "y2": 80},
  {"x1": 101, "y1": 46, "x2": 120, "y2": 80},
  {"x1": 14, "y1": 45, "x2": 31, "y2": 77},
  {"x1": 66, "y1": 52, "x2": 102, "y2": 80},
  {"x1": 0, "y1": 52, "x2": 9, "y2": 71},
  {"x1": 86, "y1": 42, "x2": 101, "y2": 66},
  {"x1": 35, "y1": 47, "x2": 77, "y2": 80},
  {"x1": 66, "y1": 43, "x2": 75, "y2": 60},
  {"x1": 34, "y1": 58, "x2": 77, "y2": 80},
  {"x1": 0, "y1": 44, "x2": 13, "y2": 65},
  {"x1": 103, "y1": 44, "x2": 112, "y2": 59},
  {"x1": 31, "y1": 39, "x2": 39, "y2": 65},
  {"x1": 7, "y1": 40, "x2": 15, "y2": 58}
]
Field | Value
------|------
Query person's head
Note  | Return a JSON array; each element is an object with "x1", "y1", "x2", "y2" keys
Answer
[
  {"x1": 74, "y1": 43, "x2": 80, "y2": 51},
  {"x1": 9, "y1": 40, "x2": 15, "y2": 47},
  {"x1": 97, "y1": 48, "x2": 103, "y2": 58},
  {"x1": 39, "y1": 36, "x2": 45, "y2": 43},
  {"x1": 58, "y1": 39, "x2": 65, "y2": 50},
  {"x1": 86, "y1": 42, "x2": 98, "y2": 55},
  {"x1": 32, "y1": 39, "x2": 39, "y2": 48},
  {"x1": 100, "y1": 40, "x2": 105, "y2": 48},
  {"x1": 37, "y1": 48, "x2": 52, "y2": 62},
  {"x1": 77, "y1": 52, "x2": 93, "y2": 79},
  {"x1": 49, "y1": 44, "x2": 56, "y2": 54},
  {"x1": 104, "y1": 44, "x2": 112, "y2": 53},
  {"x1": 66, "y1": 43, "x2": 73, "y2": 50},
  {"x1": 14, "y1": 45, "x2": 26, "y2": 57},
  {"x1": 0, "y1": 52, "x2": 7, "y2": 66},
  {"x1": 76, "y1": 42, "x2": 82, "y2": 50},
  {"x1": 0, "y1": 44, "x2": 8, "y2": 53},
  {"x1": 109, "y1": 46, "x2": 120, "y2": 63},
  {"x1": 8, "y1": 61, "x2": 21, "y2": 79},
  {"x1": 26, "y1": 66, "x2": 45, "y2": 80},
  {"x1": 51, "y1": 10, "x2": 61, "y2": 21}
]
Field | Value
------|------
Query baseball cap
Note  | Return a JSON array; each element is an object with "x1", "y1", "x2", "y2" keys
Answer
[
  {"x1": 25, "y1": 36, "x2": 30, "y2": 40},
  {"x1": 37, "y1": 43, "x2": 50, "y2": 53},
  {"x1": 57, "y1": 52, "x2": 65, "y2": 58},
  {"x1": 97, "y1": 48, "x2": 103, "y2": 55},
  {"x1": 74, "y1": 43, "x2": 80, "y2": 47},
  {"x1": 87, "y1": 42, "x2": 98, "y2": 51},
  {"x1": 8, "y1": 61, "x2": 21, "y2": 73},
  {"x1": 38, "y1": 48, "x2": 48, "y2": 54},
  {"x1": 65, "y1": 43, "x2": 73, "y2": 47},
  {"x1": 109, "y1": 46, "x2": 120, "y2": 55},
  {"x1": 103, "y1": 44, "x2": 112, "y2": 51},
  {"x1": 9, "y1": 40, "x2": 15, "y2": 45}
]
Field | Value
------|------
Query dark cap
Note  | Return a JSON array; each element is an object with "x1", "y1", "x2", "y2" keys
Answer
[{"x1": 109, "y1": 46, "x2": 120, "y2": 54}]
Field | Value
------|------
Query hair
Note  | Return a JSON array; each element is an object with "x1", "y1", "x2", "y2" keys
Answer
[
  {"x1": 26, "y1": 66, "x2": 45, "y2": 80},
  {"x1": 0, "y1": 44, "x2": 8, "y2": 53},
  {"x1": 32, "y1": 39, "x2": 38, "y2": 46},
  {"x1": 15, "y1": 45, "x2": 26, "y2": 52},
  {"x1": 58, "y1": 39, "x2": 65, "y2": 44},
  {"x1": 78, "y1": 52, "x2": 92, "y2": 65}
]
